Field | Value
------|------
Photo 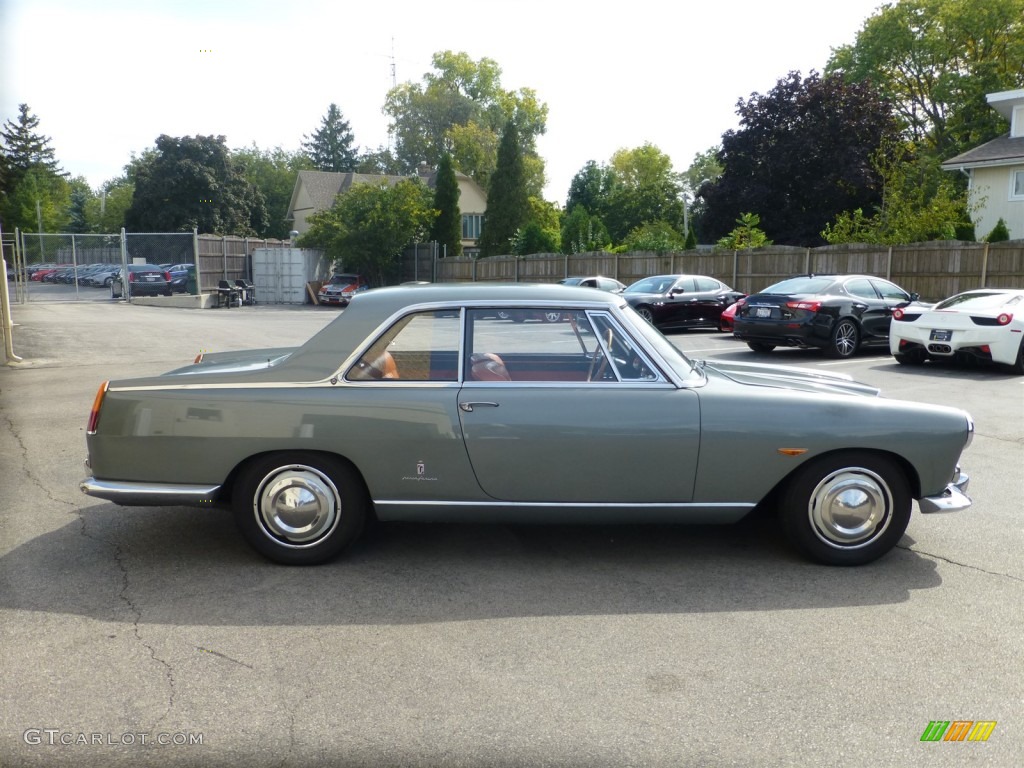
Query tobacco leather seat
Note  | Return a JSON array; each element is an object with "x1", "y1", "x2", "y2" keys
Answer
[
  {"x1": 470, "y1": 352, "x2": 511, "y2": 381},
  {"x1": 352, "y1": 350, "x2": 400, "y2": 379}
]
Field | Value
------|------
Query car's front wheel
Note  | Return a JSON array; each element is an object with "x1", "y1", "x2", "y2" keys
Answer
[
  {"x1": 826, "y1": 318, "x2": 860, "y2": 358},
  {"x1": 635, "y1": 306, "x2": 655, "y2": 324},
  {"x1": 232, "y1": 452, "x2": 368, "y2": 565},
  {"x1": 779, "y1": 451, "x2": 911, "y2": 566}
]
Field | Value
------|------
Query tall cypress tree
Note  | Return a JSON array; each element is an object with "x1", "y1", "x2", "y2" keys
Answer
[
  {"x1": 301, "y1": 104, "x2": 359, "y2": 172},
  {"x1": 430, "y1": 153, "x2": 462, "y2": 257},
  {"x1": 479, "y1": 120, "x2": 529, "y2": 257}
]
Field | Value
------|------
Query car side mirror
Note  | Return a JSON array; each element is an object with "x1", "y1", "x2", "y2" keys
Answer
[{"x1": 910, "y1": 292, "x2": 920, "y2": 301}]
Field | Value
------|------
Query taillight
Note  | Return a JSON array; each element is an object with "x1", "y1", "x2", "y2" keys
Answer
[
  {"x1": 87, "y1": 381, "x2": 109, "y2": 434},
  {"x1": 164, "y1": 271, "x2": 172, "y2": 281},
  {"x1": 997, "y1": 312, "x2": 1013, "y2": 325},
  {"x1": 893, "y1": 308, "x2": 904, "y2": 320},
  {"x1": 128, "y1": 271, "x2": 136, "y2": 282},
  {"x1": 786, "y1": 300, "x2": 821, "y2": 312}
]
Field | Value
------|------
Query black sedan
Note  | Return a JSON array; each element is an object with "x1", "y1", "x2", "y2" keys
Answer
[
  {"x1": 623, "y1": 274, "x2": 744, "y2": 331},
  {"x1": 110, "y1": 264, "x2": 173, "y2": 298},
  {"x1": 732, "y1": 274, "x2": 922, "y2": 358}
]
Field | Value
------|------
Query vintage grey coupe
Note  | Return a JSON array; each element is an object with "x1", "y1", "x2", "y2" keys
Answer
[{"x1": 81, "y1": 283, "x2": 973, "y2": 566}]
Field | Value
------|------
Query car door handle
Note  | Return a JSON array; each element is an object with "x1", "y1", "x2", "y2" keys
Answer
[{"x1": 459, "y1": 401, "x2": 499, "y2": 412}]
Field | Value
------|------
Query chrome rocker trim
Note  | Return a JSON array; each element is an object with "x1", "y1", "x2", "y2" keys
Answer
[
  {"x1": 80, "y1": 477, "x2": 222, "y2": 506},
  {"x1": 918, "y1": 472, "x2": 971, "y2": 514}
]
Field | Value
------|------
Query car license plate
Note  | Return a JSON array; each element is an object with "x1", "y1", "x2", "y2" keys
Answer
[
  {"x1": 756, "y1": 307, "x2": 771, "y2": 318},
  {"x1": 930, "y1": 329, "x2": 952, "y2": 341}
]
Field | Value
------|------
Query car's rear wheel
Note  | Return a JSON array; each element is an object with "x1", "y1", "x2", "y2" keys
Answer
[
  {"x1": 779, "y1": 451, "x2": 911, "y2": 566},
  {"x1": 747, "y1": 342, "x2": 776, "y2": 353},
  {"x1": 893, "y1": 349, "x2": 926, "y2": 366},
  {"x1": 826, "y1": 318, "x2": 860, "y2": 358},
  {"x1": 233, "y1": 453, "x2": 368, "y2": 565}
]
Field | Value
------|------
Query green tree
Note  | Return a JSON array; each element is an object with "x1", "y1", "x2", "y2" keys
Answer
[
  {"x1": 0, "y1": 103, "x2": 66, "y2": 230},
  {"x1": 511, "y1": 221, "x2": 558, "y2": 255},
  {"x1": 66, "y1": 177, "x2": 92, "y2": 233},
  {"x1": 383, "y1": 51, "x2": 548, "y2": 193},
  {"x1": 355, "y1": 146, "x2": 406, "y2": 175},
  {"x1": 124, "y1": 135, "x2": 268, "y2": 235},
  {"x1": 430, "y1": 152, "x2": 462, "y2": 257},
  {"x1": 716, "y1": 213, "x2": 772, "y2": 250},
  {"x1": 565, "y1": 161, "x2": 614, "y2": 216},
  {"x1": 2, "y1": 167, "x2": 70, "y2": 232},
  {"x1": 560, "y1": 204, "x2": 610, "y2": 254},
  {"x1": 623, "y1": 221, "x2": 687, "y2": 253},
  {"x1": 603, "y1": 144, "x2": 685, "y2": 245},
  {"x1": 301, "y1": 104, "x2": 359, "y2": 172},
  {"x1": 84, "y1": 180, "x2": 134, "y2": 233},
  {"x1": 822, "y1": 143, "x2": 971, "y2": 244},
  {"x1": 233, "y1": 144, "x2": 312, "y2": 239},
  {"x1": 827, "y1": 0, "x2": 1024, "y2": 161},
  {"x1": 478, "y1": 121, "x2": 530, "y2": 257},
  {"x1": 701, "y1": 71, "x2": 900, "y2": 246},
  {"x1": 299, "y1": 179, "x2": 436, "y2": 286},
  {"x1": 985, "y1": 218, "x2": 1010, "y2": 243}
]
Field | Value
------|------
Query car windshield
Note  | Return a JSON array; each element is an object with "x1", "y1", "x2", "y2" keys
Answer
[
  {"x1": 759, "y1": 276, "x2": 835, "y2": 295},
  {"x1": 624, "y1": 276, "x2": 678, "y2": 294},
  {"x1": 935, "y1": 291, "x2": 1023, "y2": 310}
]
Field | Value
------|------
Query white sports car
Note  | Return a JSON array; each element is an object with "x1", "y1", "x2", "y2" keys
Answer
[{"x1": 890, "y1": 288, "x2": 1024, "y2": 374}]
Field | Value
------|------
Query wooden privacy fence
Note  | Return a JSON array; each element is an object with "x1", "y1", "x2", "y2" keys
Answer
[{"x1": 433, "y1": 241, "x2": 1024, "y2": 302}]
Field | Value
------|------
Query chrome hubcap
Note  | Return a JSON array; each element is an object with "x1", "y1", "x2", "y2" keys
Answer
[
  {"x1": 808, "y1": 467, "x2": 891, "y2": 549},
  {"x1": 254, "y1": 465, "x2": 340, "y2": 547},
  {"x1": 638, "y1": 308, "x2": 654, "y2": 323}
]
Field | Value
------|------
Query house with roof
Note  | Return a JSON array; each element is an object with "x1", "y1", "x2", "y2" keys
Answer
[
  {"x1": 286, "y1": 167, "x2": 488, "y2": 255},
  {"x1": 942, "y1": 88, "x2": 1024, "y2": 240}
]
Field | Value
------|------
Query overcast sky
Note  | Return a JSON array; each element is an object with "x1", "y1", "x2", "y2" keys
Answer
[{"x1": 1, "y1": 0, "x2": 886, "y2": 204}]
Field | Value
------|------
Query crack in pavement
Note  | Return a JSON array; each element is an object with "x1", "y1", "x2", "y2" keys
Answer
[
  {"x1": 113, "y1": 543, "x2": 177, "y2": 726},
  {"x1": 897, "y1": 543, "x2": 1024, "y2": 582}
]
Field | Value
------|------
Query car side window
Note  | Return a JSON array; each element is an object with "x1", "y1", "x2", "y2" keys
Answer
[
  {"x1": 672, "y1": 278, "x2": 696, "y2": 293},
  {"x1": 347, "y1": 310, "x2": 460, "y2": 382},
  {"x1": 845, "y1": 279, "x2": 878, "y2": 299},
  {"x1": 465, "y1": 309, "x2": 661, "y2": 383},
  {"x1": 871, "y1": 279, "x2": 910, "y2": 302}
]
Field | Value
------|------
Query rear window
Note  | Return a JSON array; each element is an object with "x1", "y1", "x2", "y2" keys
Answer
[
  {"x1": 935, "y1": 291, "x2": 1023, "y2": 310},
  {"x1": 759, "y1": 276, "x2": 835, "y2": 295}
]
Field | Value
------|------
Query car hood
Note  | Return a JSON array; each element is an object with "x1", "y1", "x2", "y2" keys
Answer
[{"x1": 699, "y1": 359, "x2": 880, "y2": 397}]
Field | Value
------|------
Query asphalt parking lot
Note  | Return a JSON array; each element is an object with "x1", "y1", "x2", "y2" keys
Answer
[{"x1": 1, "y1": 299, "x2": 1022, "y2": 768}]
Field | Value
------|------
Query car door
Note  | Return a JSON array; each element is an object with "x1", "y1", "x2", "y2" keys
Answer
[
  {"x1": 843, "y1": 278, "x2": 891, "y2": 341},
  {"x1": 658, "y1": 277, "x2": 698, "y2": 326},
  {"x1": 457, "y1": 309, "x2": 700, "y2": 504},
  {"x1": 870, "y1": 279, "x2": 914, "y2": 342}
]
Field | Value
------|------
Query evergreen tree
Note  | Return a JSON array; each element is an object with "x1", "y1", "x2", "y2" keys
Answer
[
  {"x1": 478, "y1": 121, "x2": 529, "y2": 257},
  {"x1": 1, "y1": 104, "x2": 63, "y2": 184},
  {"x1": 301, "y1": 104, "x2": 359, "y2": 172},
  {"x1": 430, "y1": 153, "x2": 462, "y2": 257}
]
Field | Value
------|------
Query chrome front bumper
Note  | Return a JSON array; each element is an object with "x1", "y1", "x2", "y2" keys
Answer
[
  {"x1": 919, "y1": 470, "x2": 971, "y2": 514},
  {"x1": 80, "y1": 477, "x2": 222, "y2": 506}
]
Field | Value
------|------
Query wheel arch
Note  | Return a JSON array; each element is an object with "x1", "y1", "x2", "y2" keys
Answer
[
  {"x1": 768, "y1": 447, "x2": 922, "y2": 503},
  {"x1": 222, "y1": 448, "x2": 376, "y2": 516}
]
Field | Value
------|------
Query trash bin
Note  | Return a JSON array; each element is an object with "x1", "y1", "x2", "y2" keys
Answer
[{"x1": 186, "y1": 268, "x2": 198, "y2": 296}]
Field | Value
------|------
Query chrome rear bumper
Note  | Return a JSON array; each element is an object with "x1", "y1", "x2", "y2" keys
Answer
[{"x1": 80, "y1": 477, "x2": 222, "y2": 506}]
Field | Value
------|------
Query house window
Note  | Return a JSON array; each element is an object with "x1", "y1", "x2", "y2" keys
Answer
[
  {"x1": 462, "y1": 214, "x2": 483, "y2": 240},
  {"x1": 1012, "y1": 169, "x2": 1024, "y2": 201},
  {"x1": 1013, "y1": 105, "x2": 1024, "y2": 139}
]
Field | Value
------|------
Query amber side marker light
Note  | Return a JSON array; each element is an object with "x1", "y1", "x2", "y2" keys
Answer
[
  {"x1": 777, "y1": 448, "x2": 808, "y2": 456},
  {"x1": 87, "y1": 381, "x2": 109, "y2": 434},
  {"x1": 194, "y1": 352, "x2": 205, "y2": 364}
]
